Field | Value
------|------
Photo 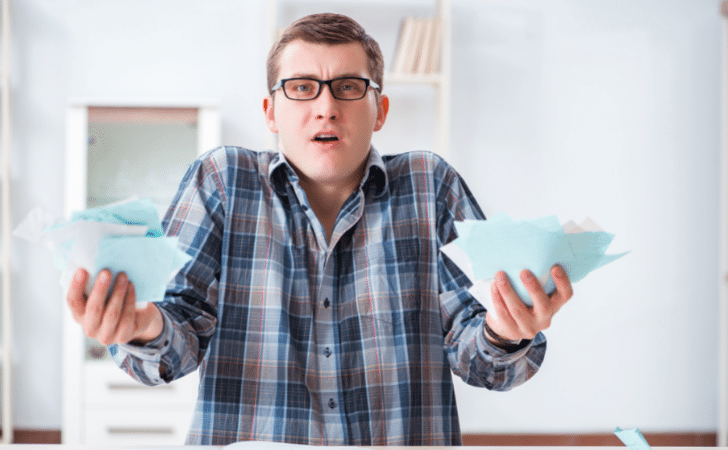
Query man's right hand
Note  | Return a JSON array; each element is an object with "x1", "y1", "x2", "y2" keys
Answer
[{"x1": 66, "y1": 268, "x2": 164, "y2": 346}]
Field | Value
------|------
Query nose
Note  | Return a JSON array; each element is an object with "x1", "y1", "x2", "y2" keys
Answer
[{"x1": 313, "y1": 83, "x2": 339, "y2": 121}]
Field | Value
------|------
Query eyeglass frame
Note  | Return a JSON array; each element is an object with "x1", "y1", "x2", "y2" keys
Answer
[{"x1": 270, "y1": 76, "x2": 381, "y2": 101}]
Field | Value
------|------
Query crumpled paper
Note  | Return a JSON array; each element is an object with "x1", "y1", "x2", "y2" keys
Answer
[
  {"x1": 440, "y1": 212, "x2": 628, "y2": 315},
  {"x1": 14, "y1": 197, "x2": 191, "y2": 303}
]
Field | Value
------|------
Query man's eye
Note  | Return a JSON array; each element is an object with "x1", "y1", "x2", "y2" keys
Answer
[{"x1": 294, "y1": 84, "x2": 312, "y2": 92}]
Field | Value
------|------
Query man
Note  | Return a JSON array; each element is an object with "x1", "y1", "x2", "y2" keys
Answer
[{"x1": 67, "y1": 13, "x2": 573, "y2": 446}]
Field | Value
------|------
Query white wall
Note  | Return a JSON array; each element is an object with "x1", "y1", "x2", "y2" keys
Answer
[
  {"x1": 448, "y1": 1, "x2": 721, "y2": 433},
  {"x1": 10, "y1": 0, "x2": 721, "y2": 434}
]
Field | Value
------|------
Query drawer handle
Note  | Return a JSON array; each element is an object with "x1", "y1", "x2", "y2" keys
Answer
[
  {"x1": 107, "y1": 383, "x2": 174, "y2": 391},
  {"x1": 107, "y1": 427, "x2": 175, "y2": 436}
]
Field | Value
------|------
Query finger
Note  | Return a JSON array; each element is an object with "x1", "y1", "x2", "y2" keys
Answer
[
  {"x1": 493, "y1": 271, "x2": 544, "y2": 339},
  {"x1": 520, "y1": 269, "x2": 550, "y2": 315},
  {"x1": 494, "y1": 271, "x2": 532, "y2": 322},
  {"x1": 114, "y1": 281, "x2": 138, "y2": 344},
  {"x1": 96, "y1": 273, "x2": 128, "y2": 346},
  {"x1": 486, "y1": 280, "x2": 523, "y2": 341},
  {"x1": 82, "y1": 269, "x2": 113, "y2": 339},
  {"x1": 489, "y1": 280, "x2": 516, "y2": 328},
  {"x1": 549, "y1": 265, "x2": 573, "y2": 312},
  {"x1": 66, "y1": 268, "x2": 88, "y2": 323},
  {"x1": 519, "y1": 269, "x2": 554, "y2": 332}
]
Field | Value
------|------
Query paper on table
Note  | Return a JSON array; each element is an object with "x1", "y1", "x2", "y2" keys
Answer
[
  {"x1": 440, "y1": 212, "x2": 628, "y2": 316},
  {"x1": 615, "y1": 426, "x2": 651, "y2": 450},
  {"x1": 14, "y1": 198, "x2": 190, "y2": 302}
]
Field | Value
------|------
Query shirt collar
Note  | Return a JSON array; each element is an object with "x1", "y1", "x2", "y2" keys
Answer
[
  {"x1": 268, "y1": 147, "x2": 388, "y2": 198},
  {"x1": 362, "y1": 147, "x2": 388, "y2": 198}
]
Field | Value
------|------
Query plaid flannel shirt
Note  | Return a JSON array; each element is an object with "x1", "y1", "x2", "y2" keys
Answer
[{"x1": 110, "y1": 146, "x2": 546, "y2": 446}]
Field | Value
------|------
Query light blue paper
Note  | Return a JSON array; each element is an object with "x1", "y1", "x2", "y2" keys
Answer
[
  {"x1": 94, "y1": 236, "x2": 191, "y2": 303},
  {"x1": 615, "y1": 427, "x2": 651, "y2": 450},
  {"x1": 70, "y1": 197, "x2": 163, "y2": 236},
  {"x1": 447, "y1": 213, "x2": 628, "y2": 305},
  {"x1": 15, "y1": 198, "x2": 185, "y2": 302}
]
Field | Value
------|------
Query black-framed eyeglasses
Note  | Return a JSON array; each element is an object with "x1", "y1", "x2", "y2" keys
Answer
[{"x1": 271, "y1": 76, "x2": 381, "y2": 101}]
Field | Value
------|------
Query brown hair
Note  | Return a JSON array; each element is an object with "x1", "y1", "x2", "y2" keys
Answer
[{"x1": 266, "y1": 13, "x2": 384, "y2": 93}]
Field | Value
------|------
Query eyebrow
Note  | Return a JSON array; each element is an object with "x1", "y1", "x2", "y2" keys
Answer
[{"x1": 286, "y1": 72, "x2": 367, "y2": 79}]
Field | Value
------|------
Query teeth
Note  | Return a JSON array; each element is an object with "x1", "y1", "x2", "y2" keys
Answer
[{"x1": 314, "y1": 135, "x2": 338, "y2": 142}]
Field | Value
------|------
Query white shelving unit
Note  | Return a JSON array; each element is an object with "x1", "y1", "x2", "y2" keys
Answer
[
  {"x1": 62, "y1": 100, "x2": 220, "y2": 446},
  {"x1": 266, "y1": 0, "x2": 451, "y2": 160},
  {"x1": 720, "y1": 0, "x2": 728, "y2": 446},
  {"x1": 0, "y1": 0, "x2": 11, "y2": 444}
]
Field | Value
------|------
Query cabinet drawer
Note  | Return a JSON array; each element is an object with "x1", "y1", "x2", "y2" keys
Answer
[
  {"x1": 84, "y1": 406, "x2": 193, "y2": 446},
  {"x1": 85, "y1": 362, "x2": 199, "y2": 406}
]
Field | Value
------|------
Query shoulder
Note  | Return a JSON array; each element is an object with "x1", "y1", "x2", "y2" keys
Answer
[
  {"x1": 384, "y1": 151, "x2": 485, "y2": 222},
  {"x1": 197, "y1": 146, "x2": 276, "y2": 172},
  {"x1": 382, "y1": 150, "x2": 462, "y2": 191},
  {"x1": 180, "y1": 147, "x2": 278, "y2": 201},
  {"x1": 383, "y1": 151, "x2": 456, "y2": 181},
  {"x1": 192, "y1": 147, "x2": 279, "y2": 185}
]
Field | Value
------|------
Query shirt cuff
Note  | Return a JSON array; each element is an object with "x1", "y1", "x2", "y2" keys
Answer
[
  {"x1": 477, "y1": 323, "x2": 533, "y2": 358},
  {"x1": 115, "y1": 306, "x2": 174, "y2": 361}
]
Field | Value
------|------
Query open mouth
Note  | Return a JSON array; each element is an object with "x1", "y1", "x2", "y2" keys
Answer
[{"x1": 313, "y1": 133, "x2": 339, "y2": 143}]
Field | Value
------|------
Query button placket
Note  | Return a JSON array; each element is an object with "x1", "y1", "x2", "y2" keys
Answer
[{"x1": 314, "y1": 252, "x2": 345, "y2": 443}]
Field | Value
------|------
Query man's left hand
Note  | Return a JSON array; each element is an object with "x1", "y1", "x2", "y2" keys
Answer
[{"x1": 485, "y1": 265, "x2": 573, "y2": 344}]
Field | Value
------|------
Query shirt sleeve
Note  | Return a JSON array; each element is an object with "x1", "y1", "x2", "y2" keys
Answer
[
  {"x1": 109, "y1": 147, "x2": 228, "y2": 385},
  {"x1": 434, "y1": 158, "x2": 547, "y2": 391}
]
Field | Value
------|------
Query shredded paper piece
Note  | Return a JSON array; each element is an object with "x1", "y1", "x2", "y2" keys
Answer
[
  {"x1": 440, "y1": 212, "x2": 628, "y2": 315},
  {"x1": 615, "y1": 426, "x2": 651, "y2": 450},
  {"x1": 14, "y1": 197, "x2": 191, "y2": 303}
]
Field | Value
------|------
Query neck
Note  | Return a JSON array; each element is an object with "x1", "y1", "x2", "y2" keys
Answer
[{"x1": 299, "y1": 175, "x2": 360, "y2": 241}]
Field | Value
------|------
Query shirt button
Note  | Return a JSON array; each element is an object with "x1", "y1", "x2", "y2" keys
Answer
[
  {"x1": 324, "y1": 347, "x2": 332, "y2": 357},
  {"x1": 323, "y1": 298, "x2": 330, "y2": 308},
  {"x1": 328, "y1": 398, "x2": 336, "y2": 409},
  {"x1": 301, "y1": 204, "x2": 309, "y2": 211}
]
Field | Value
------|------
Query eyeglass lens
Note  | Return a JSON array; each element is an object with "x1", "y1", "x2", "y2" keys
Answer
[{"x1": 283, "y1": 78, "x2": 369, "y2": 100}]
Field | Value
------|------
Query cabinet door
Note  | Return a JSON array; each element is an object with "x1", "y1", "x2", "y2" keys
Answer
[
  {"x1": 62, "y1": 102, "x2": 220, "y2": 445},
  {"x1": 85, "y1": 362, "x2": 199, "y2": 407},
  {"x1": 84, "y1": 407, "x2": 194, "y2": 446}
]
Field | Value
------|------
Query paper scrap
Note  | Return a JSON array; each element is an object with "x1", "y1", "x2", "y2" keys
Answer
[
  {"x1": 615, "y1": 426, "x2": 651, "y2": 450},
  {"x1": 440, "y1": 212, "x2": 628, "y2": 314},
  {"x1": 14, "y1": 197, "x2": 190, "y2": 302}
]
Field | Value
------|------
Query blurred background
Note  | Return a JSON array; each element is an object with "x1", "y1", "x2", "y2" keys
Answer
[{"x1": 5, "y1": 0, "x2": 722, "y2": 445}]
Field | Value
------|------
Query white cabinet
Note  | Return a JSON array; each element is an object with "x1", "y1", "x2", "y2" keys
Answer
[
  {"x1": 83, "y1": 363, "x2": 198, "y2": 446},
  {"x1": 62, "y1": 101, "x2": 220, "y2": 446},
  {"x1": 266, "y1": 0, "x2": 452, "y2": 160}
]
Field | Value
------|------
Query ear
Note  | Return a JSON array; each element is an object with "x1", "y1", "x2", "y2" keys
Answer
[
  {"x1": 263, "y1": 95, "x2": 279, "y2": 134},
  {"x1": 373, "y1": 94, "x2": 389, "y2": 132}
]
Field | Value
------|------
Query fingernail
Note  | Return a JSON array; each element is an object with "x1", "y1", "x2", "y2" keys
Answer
[
  {"x1": 497, "y1": 272, "x2": 507, "y2": 285},
  {"x1": 74, "y1": 268, "x2": 84, "y2": 282},
  {"x1": 117, "y1": 273, "x2": 127, "y2": 288},
  {"x1": 98, "y1": 270, "x2": 110, "y2": 283}
]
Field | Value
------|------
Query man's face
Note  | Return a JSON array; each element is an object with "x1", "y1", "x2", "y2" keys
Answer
[{"x1": 264, "y1": 40, "x2": 388, "y2": 189}]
